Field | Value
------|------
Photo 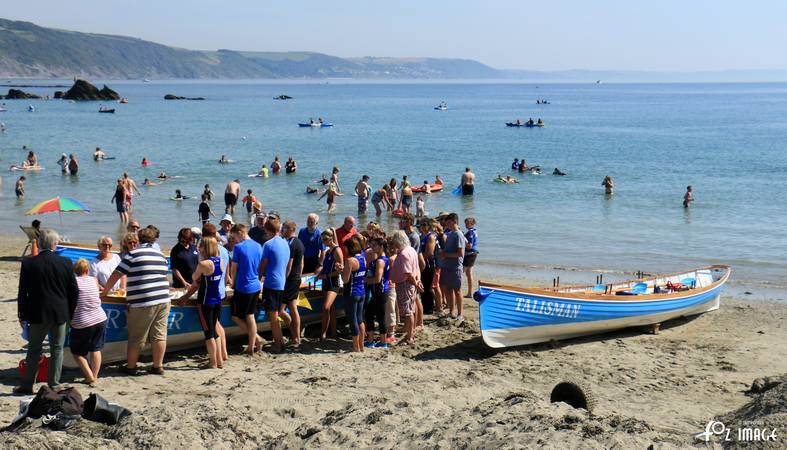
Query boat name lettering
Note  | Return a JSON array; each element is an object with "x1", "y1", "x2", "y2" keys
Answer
[
  {"x1": 106, "y1": 308, "x2": 124, "y2": 329},
  {"x1": 168, "y1": 312, "x2": 184, "y2": 330},
  {"x1": 513, "y1": 297, "x2": 580, "y2": 319}
]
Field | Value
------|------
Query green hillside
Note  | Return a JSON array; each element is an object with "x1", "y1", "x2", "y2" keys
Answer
[{"x1": 0, "y1": 19, "x2": 503, "y2": 79}]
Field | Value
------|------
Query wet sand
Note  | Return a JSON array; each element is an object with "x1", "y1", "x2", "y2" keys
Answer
[{"x1": 0, "y1": 235, "x2": 785, "y2": 448}]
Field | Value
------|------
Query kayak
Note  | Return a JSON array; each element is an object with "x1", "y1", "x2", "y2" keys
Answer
[
  {"x1": 248, "y1": 173, "x2": 269, "y2": 178},
  {"x1": 298, "y1": 123, "x2": 333, "y2": 128},
  {"x1": 9, "y1": 165, "x2": 43, "y2": 172},
  {"x1": 170, "y1": 196, "x2": 191, "y2": 201},
  {"x1": 506, "y1": 122, "x2": 544, "y2": 128},
  {"x1": 411, "y1": 184, "x2": 444, "y2": 193}
]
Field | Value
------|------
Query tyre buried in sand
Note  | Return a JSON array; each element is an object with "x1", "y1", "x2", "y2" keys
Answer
[{"x1": 550, "y1": 379, "x2": 596, "y2": 413}]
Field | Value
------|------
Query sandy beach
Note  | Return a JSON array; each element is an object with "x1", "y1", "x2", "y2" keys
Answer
[{"x1": 0, "y1": 235, "x2": 785, "y2": 449}]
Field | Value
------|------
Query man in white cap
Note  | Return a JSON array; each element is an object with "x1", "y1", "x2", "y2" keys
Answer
[
  {"x1": 218, "y1": 214, "x2": 233, "y2": 247},
  {"x1": 249, "y1": 213, "x2": 268, "y2": 247}
]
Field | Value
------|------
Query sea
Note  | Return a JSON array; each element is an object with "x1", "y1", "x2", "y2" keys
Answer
[{"x1": 1, "y1": 80, "x2": 785, "y2": 293}]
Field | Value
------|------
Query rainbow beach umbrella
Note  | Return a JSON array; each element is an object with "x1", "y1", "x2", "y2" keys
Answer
[{"x1": 26, "y1": 197, "x2": 91, "y2": 224}]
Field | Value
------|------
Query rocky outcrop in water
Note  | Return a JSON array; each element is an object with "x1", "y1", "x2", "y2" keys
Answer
[
  {"x1": 62, "y1": 79, "x2": 120, "y2": 101},
  {"x1": 1, "y1": 89, "x2": 41, "y2": 99},
  {"x1": 164, "y1": 94, "x2": 205, "y2": 100}
]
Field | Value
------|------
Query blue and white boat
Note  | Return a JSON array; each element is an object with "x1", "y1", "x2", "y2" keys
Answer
[
  {"x1": 474, "y1": 265, "x2": 730, "y2": 348},
  {"x1": 53, "y1": 243, "x2": 328, "y2": 366},
  {"x1": 63, "y1": 287, "x2": 335, "y2": 367}
]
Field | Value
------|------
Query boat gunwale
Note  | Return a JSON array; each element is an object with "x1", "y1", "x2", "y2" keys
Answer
[{"x1": 479, "y1": 265, "x2": 730, "y2": 303}]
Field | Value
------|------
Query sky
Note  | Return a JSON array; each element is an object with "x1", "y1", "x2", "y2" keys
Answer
[{"x1": 3, "y1": 1, "x2": 786, "y2": 71}]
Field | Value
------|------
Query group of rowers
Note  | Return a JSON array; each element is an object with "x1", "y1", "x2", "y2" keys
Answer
[{"x1": 513, "y1": 118, "x2": 544, "y2": 126}]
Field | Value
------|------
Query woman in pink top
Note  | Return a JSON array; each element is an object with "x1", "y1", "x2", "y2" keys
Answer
[
  {"x1": 70, "y1": 258, "x2": 108, "y2": 385},
  {"x1": 389, "y1": 231, "x2": 423, "y2": 345}
]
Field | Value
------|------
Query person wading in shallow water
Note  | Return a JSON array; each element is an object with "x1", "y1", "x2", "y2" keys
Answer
[
  {"x1": 224, "y1": 179, "x2": 240, "y2": 215},
  {"x1": 460, "y1": 167, "x2": 475, "y2": 196},
  {"x1": 683, "y1": 185, "x2": 694, "y2": 208}
]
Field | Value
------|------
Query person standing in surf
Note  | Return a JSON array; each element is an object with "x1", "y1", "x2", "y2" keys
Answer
[
  {"x1": 683, "y1": 185, "x2": 694, "y2": 208},
  {"x1": 602, "y1": 176, "x2": 614, "y2": 195},
  {"x1": 355, "y1": 175, "x2": 371, "y2": 215},
  {"x1": 460, "y1": 167, "x2": 475, "y2": 196},
  {"x1": 224, "y1": 179, "x2": 240, "y2": 215}
]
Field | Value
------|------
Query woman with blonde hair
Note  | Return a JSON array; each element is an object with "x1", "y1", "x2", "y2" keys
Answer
[
  {"x1": 317, "y1": 229, "x2": 344, "y2": 340},
  {"x1": 70, "y1": 258, "x2": 108, "y2": 385},
  {"x1": 178, "y1": 237, "x2": 224, "y2": 369}
]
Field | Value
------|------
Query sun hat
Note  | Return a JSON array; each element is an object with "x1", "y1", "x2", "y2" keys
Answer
[{"x1": 219, "y1": 214, "x2": 234, "y2": 224}]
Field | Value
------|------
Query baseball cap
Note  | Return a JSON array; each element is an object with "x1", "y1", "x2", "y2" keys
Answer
[{"x1": 220, "y1": 214, "x2": 234, "y2": 224}]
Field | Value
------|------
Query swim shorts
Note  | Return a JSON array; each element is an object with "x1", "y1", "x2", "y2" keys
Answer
[
  {"x1": 261, "y1": 287, "x2": 284, "y2": 311},
  {"x1": 463, "y1": 250, "x2": 478, "y2": 268},
  {"x1": 462, "y1": 184, "x2": 474, "y2": 196},
  {"x1": 231, "y1": 290, "x2": 259, "y2": 318},
  {"x1": 224, "y1": 192, "x2": 238, "y2": 207}
]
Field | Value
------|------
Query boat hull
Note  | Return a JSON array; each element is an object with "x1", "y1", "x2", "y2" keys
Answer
[
  {"x1": 477, "y1": 266, "x2": 729, "y2": 348},
  {"x1": 63, "y1": 289, "x2": 337, "y2": 367}
]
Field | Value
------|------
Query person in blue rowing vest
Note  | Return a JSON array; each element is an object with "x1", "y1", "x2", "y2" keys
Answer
[
  {"x1": 463, "y1": 217, "x2": 479, "y2": 298},
  {"x1": 178, "y1": 236, "x2": 224, "y2": 369},
  {"x1": 259, "y1": 215, "x2": 290, "y2": 353},
  {"x1": 341, "y1": 236, "x2": 367, "y2": 352}
]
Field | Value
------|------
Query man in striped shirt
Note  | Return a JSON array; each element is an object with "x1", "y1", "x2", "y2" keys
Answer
[{"x1": 102, "y1": 227, "x2": 171, "y2": 375}]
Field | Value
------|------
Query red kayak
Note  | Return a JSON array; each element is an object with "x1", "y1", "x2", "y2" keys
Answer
[{"x1": 412, "y1": 183, "x2": 444, "y2": 193}]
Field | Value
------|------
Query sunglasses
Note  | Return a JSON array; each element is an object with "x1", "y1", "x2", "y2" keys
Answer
[{"x1": 100, "y1": 243, "x2": 112, "y2": 248}]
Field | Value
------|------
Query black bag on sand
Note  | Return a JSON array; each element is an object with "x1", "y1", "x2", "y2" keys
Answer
[
  {"x1": 83, "y1": 393, "x2": 132, "y2": 425},
  {"x1": 27, "y1": 386, "x2": 84, "y2": 419},
  {"x1": 23, "y1": 386, "x2": 84, "y2": 431}
]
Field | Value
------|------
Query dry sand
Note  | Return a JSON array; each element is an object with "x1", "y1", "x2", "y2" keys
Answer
[{"x1": 0, "y1": 235, "x2": 785, "y2": 449}]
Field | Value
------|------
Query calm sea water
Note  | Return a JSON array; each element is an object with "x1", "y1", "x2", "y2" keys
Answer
[{"x1": 1, "y1": 81, "x2": 786, "y2": 288}]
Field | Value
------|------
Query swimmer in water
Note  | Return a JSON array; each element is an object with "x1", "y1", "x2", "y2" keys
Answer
[
  {"x1": 143, "y1": 178, "x2": 159, "y2": 186},
  {"x1": 683, "y1": 185, "x2": 693, "y2": 208},
  {"x1": 552, "y1": 168, "x2": 566, "y2": 176},
  {"x1": 505, "y1": 176, "x2": 519, "y2": 184},
  {"x1": 306, "y1": 186, "x2": 318, "y2": 194},
  {"x1": 602, "y1": 175, "x2": 614, "y2": 195},
  {"x1": 420, "y1": 180, "x2": 431, "y2": 194},
  {"x1": 174, "y1": 189, "x2": 185, "y2": 200},
  {"x1": 434, "y1": 175, "x2": 444, "y2": 186},
  {"x1": 157, "y1": 171, "x2": 169, "y2": 180},
  {"x1": 219, "y1": 155, "x2": 229, "y2": 164},
  {"x1": 93, "y1": 147, "x2": 107, "y2": 161}
]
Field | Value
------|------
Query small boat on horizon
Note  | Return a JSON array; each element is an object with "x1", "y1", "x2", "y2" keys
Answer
[
  {"x1": 434, "y1": 102, "x2": 448, "y2": 110},
  {"x1": 99, "y1": 107, "x2": 115, "y2": 114},
  {"x1": 118, "y1": 98, "x2": 129, "y2": 104},
  {"x1": 298, "y1": 121, "x2": 333, "y2": 128},
  {"x1": 475, "y1": 265, "x2": 730, "y2": 348}
]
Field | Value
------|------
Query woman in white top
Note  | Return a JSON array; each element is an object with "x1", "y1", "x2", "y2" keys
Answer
[{"x1": 89, "y1": 236, "x2": 125, "y2": 291}]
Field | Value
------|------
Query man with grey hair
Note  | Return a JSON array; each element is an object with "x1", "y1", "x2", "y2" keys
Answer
[
  {"x1": 298, "y1": 213, "x2": 325, "y2": 274},
  {"x1": 389, "y1": 230, "x2": 423, "y2": 345},
  {"x1": 15, "y1": 229, "x2": 79, "y2": 394}
]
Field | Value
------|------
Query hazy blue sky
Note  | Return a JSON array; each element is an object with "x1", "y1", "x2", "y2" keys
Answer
[{"x1": 4, "y1": 1, "x2": 785, "y2": 71}]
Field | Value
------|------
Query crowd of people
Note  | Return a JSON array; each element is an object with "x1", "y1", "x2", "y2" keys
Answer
[{"x1": 14, "y1": 202, "x2": 479, "y2": 392}]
